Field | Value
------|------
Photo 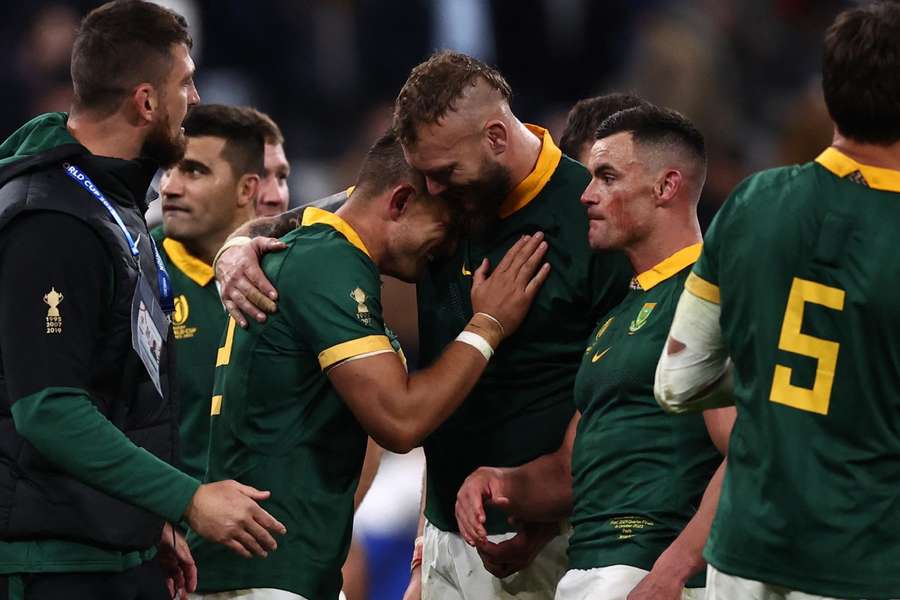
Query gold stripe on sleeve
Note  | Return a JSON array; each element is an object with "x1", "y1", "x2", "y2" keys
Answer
[
  {"x1": 318, "y1": 335, "x2": 394, "y2": 370},
  {"x1": 210, "y1": 395, "x2": 223, "y2": 416},
  {"x1": 685, "y1": 272, "x2": 721, "y2": 304}
]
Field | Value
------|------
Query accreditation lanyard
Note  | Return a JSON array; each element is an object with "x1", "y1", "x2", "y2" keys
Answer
[{"x1": 63, "y1": 162, "x2": 174, "y2": 314}]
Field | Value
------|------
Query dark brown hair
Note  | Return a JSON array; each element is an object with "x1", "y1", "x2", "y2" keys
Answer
[
  {"x1": 596, "y1": 104, "x2": 707, "y2": 167},
  {"x1": 71, "y1": 0, "x2": 192, "y2": 116},
  {"x1": 823, "y1": 1, "x2": 900, "y2": 145},
  {"x1": 559, "y1": 93, "x2": 648, "y2": 160},
  {"x1": 393, "y1": 51, "x2": 512, "y2": 146},
  {"x1": 182, "y1": 105, "x2": 265, "y2": 177},
  {"x1": 247, "y1": 108, "x2": 284, "y2": 146},
  {"x1": 353, "y1": 130, "x2": 424, "y2": 198}
]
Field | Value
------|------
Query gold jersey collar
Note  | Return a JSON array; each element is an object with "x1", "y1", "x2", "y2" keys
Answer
[
  {"x1": 815, "y1": 147, "x2": 900, "y2": 193},
  {"x1": 162, "y1": 238, "x2": 214, "y2": 287},
  {"x1": 634, "y1": 243, "x2": 703, "y2": 292},
  {"x1": 301, "y1": 206, "x2": 372, "y2": 259},
  {"x1": 498, "y1": 124, "x2": 563, "y2": 219}
]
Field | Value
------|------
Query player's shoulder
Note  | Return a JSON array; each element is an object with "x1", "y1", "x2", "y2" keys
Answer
[
  {"x1": 531, "y1": 155, "x2": 589, "y2": 227},
  {"x1": 728, "y1": 161, "x2": 820, "y2": 210},
  {"x1": 271, "y1": 224, "x2": 378, "y2": 288},
  {"x1": 549, "y1": 154, "x2": 591, "y2": 194}
]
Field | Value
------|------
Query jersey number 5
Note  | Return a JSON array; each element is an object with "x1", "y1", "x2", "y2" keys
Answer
[{"x1": 770, "y1": 277, "x2": 845, "y2": 415}]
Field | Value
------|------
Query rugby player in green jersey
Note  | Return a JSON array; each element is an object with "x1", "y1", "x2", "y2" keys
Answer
[
  {"x1": 188, "y1": 131, "x2": 551, "y2": 600},
  {"x1": 155, "y1": 104, "x2": 265, "y2": 481},
  {"x1": 455, "y1": 104, "x2": 735, "y2": 600},
  {"x1": 655, "y1": 3, "x2": 900, "y2": 599},
  {"x1": 213, "y1": 53, "x2": 634, "y2": 600}
]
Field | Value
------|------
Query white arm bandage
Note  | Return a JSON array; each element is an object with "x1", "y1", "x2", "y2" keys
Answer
[{"x1": 654, "y1": 288, "x2": 734, "y2": 414}]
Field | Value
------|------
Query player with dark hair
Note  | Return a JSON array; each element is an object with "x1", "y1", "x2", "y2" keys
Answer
[
  {"x1": 655, "y1": 3, "x2": 900, "y2": 599},
  {"x1": 0, "y1": 2, "x2": 285, "y2": 599},
  {"x1": 456, "y1": 104, "x2": 734, "y2": 600},
  {"x1": 154, "y1": 104, "x2": 267, "y2": 481},
  {"x1": 187, "y1": 130, "x2": 551, "y2": 600},
  {"x1": 558, "y1": 93, "x2": 648, "y2": 164}
]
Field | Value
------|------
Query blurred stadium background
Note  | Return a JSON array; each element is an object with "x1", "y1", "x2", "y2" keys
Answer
[{"x1": 0, "y1": 1, "x2": 851, "y2": 598}]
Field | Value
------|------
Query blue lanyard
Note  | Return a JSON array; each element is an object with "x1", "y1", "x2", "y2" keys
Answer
[{"x1": 63, "y1": 163, "x2": 174, "y2": 314}]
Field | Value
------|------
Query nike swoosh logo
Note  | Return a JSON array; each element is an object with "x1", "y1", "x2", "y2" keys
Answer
[
  {"x1": 461, "y1": 265, "x2": 472, "y2": 276},
  {"x1": 592, "y1": 348, "x2": 610, "y2": 363}
]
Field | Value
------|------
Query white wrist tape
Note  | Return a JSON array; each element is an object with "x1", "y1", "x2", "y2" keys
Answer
[{"x1": 456, "y1": 331, "x2": 494, "y2": 361}]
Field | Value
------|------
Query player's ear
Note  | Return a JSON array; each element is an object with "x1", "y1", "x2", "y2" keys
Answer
[
  {"x1": 236, "y1": 173, "x2": 260, "y2": 208},
  {"x1": 485, "y1": 120, "x2": 508, "y2": 155},
  {"x1": 388, "y1": 183, "x2": 415, "y2": 221},
  {"x1": 131, "y1": 83, "x2": 157, "y2": 125},
  {"x1": 656, "y1": 169, "x2": 682, "y2": 205}
]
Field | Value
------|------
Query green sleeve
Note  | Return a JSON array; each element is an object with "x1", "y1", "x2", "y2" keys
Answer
[
  {"x1": 279, "y1": 242, "x2": 392, "y2": 371},
  {"x1": 11, "y1": 386, "x2": 201, "y2": 523}
]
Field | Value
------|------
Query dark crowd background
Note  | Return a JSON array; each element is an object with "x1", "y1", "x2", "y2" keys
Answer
[
  {"x1": 0, "y1": 1, "x2": 851, "y2": 599},
  {"x1": 1, "y1": 0, "x2": 848, "y2": 229}
]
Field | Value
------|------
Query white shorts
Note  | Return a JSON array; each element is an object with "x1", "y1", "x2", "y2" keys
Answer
[
  {"x1": 706, "y1": 564, "x2": 898, "y2": 600},
  {"x1": 421, "y1": 519, "x2": 569, "y2": 600},
  {"x1": 190, "y1": 590, "x2": 346, "y2": 600},
  {"x1": 554, "y1": 565, "x2": 704, "y2": 600}
]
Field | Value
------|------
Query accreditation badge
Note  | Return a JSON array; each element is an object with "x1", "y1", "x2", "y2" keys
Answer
[{"x1": 131, "y1": 272, "x2": 170, "y2": 397}]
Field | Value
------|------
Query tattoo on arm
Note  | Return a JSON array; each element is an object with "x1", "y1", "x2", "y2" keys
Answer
[{"x1": 238, "y1": 207, "x2": 304, "y2": 239}]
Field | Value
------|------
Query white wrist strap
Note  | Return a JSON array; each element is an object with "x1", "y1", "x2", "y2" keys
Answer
[{"x1": 456, "y1": 331, "x2": 494, "y2": 361}]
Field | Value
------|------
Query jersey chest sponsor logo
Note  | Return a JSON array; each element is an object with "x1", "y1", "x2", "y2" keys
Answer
[
  {"x1": 628, "y1": 303, "x2": 657, "y2": 334},
  {"x1": 43, "y1": 286, "x2": 64, "y2": 334},
  {"x1": 351, "y1": 287, "x2": 372, "y2": 325},
  {"x1": 172, "y1": 294, "x2": 198, "y2": 340}
]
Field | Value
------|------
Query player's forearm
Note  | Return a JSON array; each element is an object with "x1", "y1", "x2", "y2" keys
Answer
[
  {"x1": 230, "y1": 207, "x2": 303, "y2": 240},
  {"x1": 11, "y1": 387, "x2": 201, "y2": 523},
  {"x1": 375, "y1": 341, "x2": 489, "y2": 452},
  {"x1": 650, "y1": 459, "x2": 726, "y2": 584},
  {"x1": 499, "y1": 451, "x2": 573, "y2": 521}
]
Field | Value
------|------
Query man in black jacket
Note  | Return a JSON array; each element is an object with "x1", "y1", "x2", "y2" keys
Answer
[{"x1": 0, "y1": 2, "x2": 285, "y2": 599}]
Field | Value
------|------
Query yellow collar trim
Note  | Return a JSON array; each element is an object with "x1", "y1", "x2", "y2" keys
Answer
[
  {"x1": 635, "y1": 243, "x2": 703, "y2": 291},
  {"x1": 162, "y1": 238, "x2": 214, "y2": 287},
  {"x1": 301, "y1": 206, "x2": 372, "y2": 258},
  {"x1": 815, "y1": 147, "x2": 900, "y2": 193},
  {"x1": 498, "y1": 124, "x2": 563, "y2": 219}
]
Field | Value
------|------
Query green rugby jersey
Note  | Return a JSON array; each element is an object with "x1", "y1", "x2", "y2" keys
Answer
[
  {"x1": 569, "y1": 244, "x2": 719, "y2": 587},
  {"x1": 189, "y1": 207, "x2": 404, "y2": 599},
  {"x1": 418, "y1": 125, "x2": 633, "y2": 534},
  {"x1": 151, "y1": 228, "x2": 225, "y2": 481},
  {"x1": 688, "y1": 148, "x2": 900, "y2": 598}
]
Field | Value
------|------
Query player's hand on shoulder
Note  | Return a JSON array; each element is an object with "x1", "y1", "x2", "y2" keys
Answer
[
  {"x1": 470, "y1": 232, "x2": 550, "y2": 338},
  {"x1": 216, "y1": 237, "x2": 284, "y2": 328},
  {"x1": 183, "y1": 479, "x2": 287, "y2": 558},
  {"x1": 455, "y1": 466, "x2": 509, "y2": 546}
]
